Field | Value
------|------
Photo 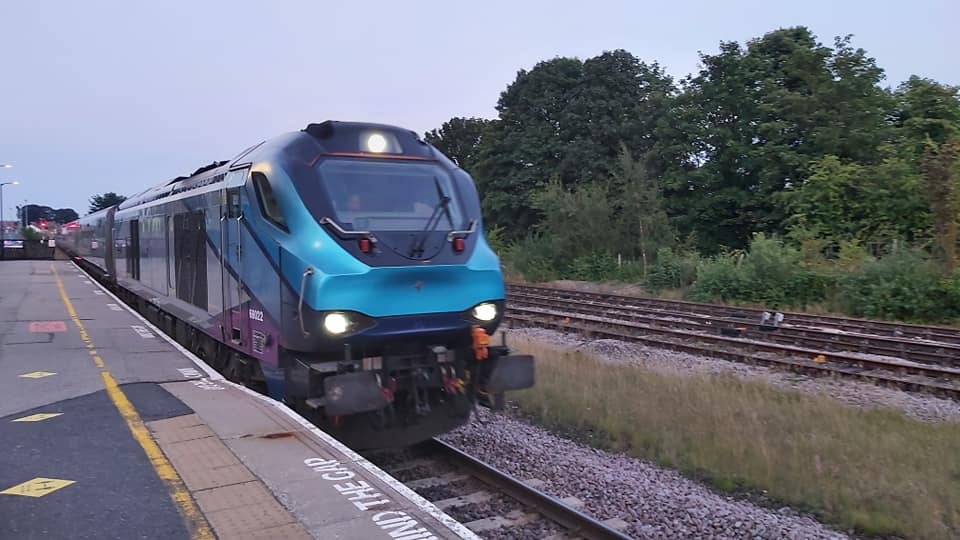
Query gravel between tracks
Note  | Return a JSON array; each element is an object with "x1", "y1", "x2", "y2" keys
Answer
[
  {"x1": 505, "y1": 326, "x2": 960, "y2": 423},
  {"x1": 443, "y1": 413, "x2": 848, "y2": 540}
]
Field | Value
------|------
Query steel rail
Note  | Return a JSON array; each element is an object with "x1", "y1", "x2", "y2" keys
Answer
[
  {"x1": 504, "y1": 310, "x2": 960, "y2": 400},
  {"x1": 507, "y1": 283, "x2": 960, "y2": 345},
  {"x1": 422, "y1": 438, "x2": 633, "y2": 540},
  {"x1": 508, "y1": 291, "x2": 960, "y2": 366}
]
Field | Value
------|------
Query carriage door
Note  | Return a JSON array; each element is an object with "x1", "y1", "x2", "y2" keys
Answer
[
  {"x1": 128, "y1": 219, "x2": 141, "y2": 280},
  {"x1": 222, "y1": 168, "x2": 249, "y2": 346}
]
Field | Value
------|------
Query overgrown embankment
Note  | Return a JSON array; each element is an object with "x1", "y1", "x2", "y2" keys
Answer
[
  {"x1": 509, "y1": 335, "x2": 960, "y2": 539},
  {"x1": 499, "y1": 232, "x2": 960, "y2": 325}
]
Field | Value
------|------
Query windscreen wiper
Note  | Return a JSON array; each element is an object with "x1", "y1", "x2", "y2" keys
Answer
[{"x1": 408, "y1": 178, "x2": 454, "y2": 258}]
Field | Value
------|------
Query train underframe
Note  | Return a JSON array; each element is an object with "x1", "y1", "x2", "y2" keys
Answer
[{"x1": 282, "y1": 333, "x2": 532, "y2": 449}]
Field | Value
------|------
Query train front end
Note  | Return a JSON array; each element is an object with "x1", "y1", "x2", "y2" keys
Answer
[{"x1": 275, "y1": 122, "x2": 533, "y2": 448}]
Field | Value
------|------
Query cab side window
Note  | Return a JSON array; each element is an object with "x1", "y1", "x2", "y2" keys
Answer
[{"x1": 252, "y1": 172, "x2": 287, "y2": 231}]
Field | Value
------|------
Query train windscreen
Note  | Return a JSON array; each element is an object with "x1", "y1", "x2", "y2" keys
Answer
[{"x1": 316, "y1": 159, "x2": 465, "y2": 232}]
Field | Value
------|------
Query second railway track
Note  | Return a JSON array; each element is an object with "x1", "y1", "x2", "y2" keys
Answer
[
  {"x1": 507, "y1": 287, "x2": 960, "y2": 367},
  {"x1": 504, "y1": 285, "x2": 960, "y2": 399},
  {"x1": 508, "y1": 283, "x2": 960, "y2": 347}
]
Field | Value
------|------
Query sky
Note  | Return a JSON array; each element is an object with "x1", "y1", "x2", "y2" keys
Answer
[{"x1": 0, "y1": 0, "x2": 957, "y2": 218}]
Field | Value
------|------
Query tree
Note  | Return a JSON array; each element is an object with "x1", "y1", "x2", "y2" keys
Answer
[
  {"x1": 469, "y1": 50, "x2": 676, "y2": 236},
  {"x1": 88, "y1": 192, "x2": 127, "y2": 214},
  {"x1": 611, "y1": 146, "x2": 674, "y2": 275},
  {"x1": 893, "y1": 77, "x2": 960, "y2": 269},
  {"x1": 661, "y1": 28, "x2": 892, "y2": 251},
  {"x1": 894, "y1": 76, "x2": 960, "y2": 148},
  {"x1": 17, "y1": 204, "x2": 55, "y2": 224},
  {"x1": 532, "y1": 179, "x2": 616, "y2": 262},
  {"x1": 54, "y1": 208, "x2": 79, "y2": 223},
  {"x1": 781, "y1": 151, "x2": 929, "y2": 243},
  {"x1": 472, "y1": 57, "x2": 584, "y2": 234},
  {"x1": 920, "y1": 139, "x2": 959, "y2": 270},
  {"x1": 424, "y1": 117, "x2": 492, "y2": 172},
  {"x1": 524, "y1": 146, "x2": 674, "y2": 277}
]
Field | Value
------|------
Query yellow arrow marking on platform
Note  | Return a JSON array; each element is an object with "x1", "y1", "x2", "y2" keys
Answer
[
  {"x1": 18, "y1": 371, "x2": 56, "y2": 379},
  {"x1": 1, "y1": 477, "x2": 75, "y2": 497},
  {"x1": 12, "y1": 413, "x2": 63, "y2": 422}
]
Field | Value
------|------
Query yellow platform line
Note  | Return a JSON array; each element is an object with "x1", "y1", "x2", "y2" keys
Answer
[{"x1": 51, "y1": 264, "x2": 213, "y2": 540}]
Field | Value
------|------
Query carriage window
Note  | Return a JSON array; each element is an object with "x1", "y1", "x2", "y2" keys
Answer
[{"x1": 252, "y1": 172, "x2": 287, "y2": 231}]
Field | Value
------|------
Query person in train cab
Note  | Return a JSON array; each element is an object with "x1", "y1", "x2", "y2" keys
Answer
[{"x1": 348, "y1": 193, "x2": 363, "y2": 211}]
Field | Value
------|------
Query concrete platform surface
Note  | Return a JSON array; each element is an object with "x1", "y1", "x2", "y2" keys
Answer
[{"x1": 0, "y1": 260, "x2": 478, "y2": 540}]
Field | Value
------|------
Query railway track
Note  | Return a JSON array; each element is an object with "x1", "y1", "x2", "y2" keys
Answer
[
  {"x1": 507, "y1": 287, "x2": 960, "y2": 368},
  {"x1": 504, "y1": 285, "x2": 960, "y2": 399},
  {"x1": 364, "y1": 438, "x2": 632, "y2": 540},
  {"x1": 508, "y1": 283, "x2": 960, "y2": 347}
]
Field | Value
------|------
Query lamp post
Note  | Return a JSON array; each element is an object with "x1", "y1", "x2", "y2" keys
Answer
[{"x1": 0, "y1": 180, "x2": 20, "y2": 260}]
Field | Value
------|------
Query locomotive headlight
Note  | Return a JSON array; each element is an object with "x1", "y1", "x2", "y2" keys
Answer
[
  {"x1": 366, "y1": 133, "x2": 388, "y2": 153},
  {"x1": 359, "y1": 131, "x2": 401, "y2": 154},
  {"x1": 472, "y1": 302, "x2": 498, "y2": 322},
  {"x1": 323, "y1": 312, "x2": 351, "y2": 334}
]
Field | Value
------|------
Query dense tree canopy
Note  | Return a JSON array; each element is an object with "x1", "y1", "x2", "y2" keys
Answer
[
  {"x1": 424, "y1": 117, "x2": 491, "y2": 172},
  {"x1": 88, "y1": 192, "x2": 127, "y2": 214},
  {"x1": 661, "y1": 29, "x2": 893, "y2": 249},
  {"x1": 54, "y1": 208, "x2": 79, "y2": 223},
  {"x1": 427, "y1": 26, "x2": 960, "y2": 274},
  {"x1": 12, "y1": 205, "x2": 76, "y2": 228},
  {"x1": 468, "y1": 50, "x2": 675, "y2": 233}
]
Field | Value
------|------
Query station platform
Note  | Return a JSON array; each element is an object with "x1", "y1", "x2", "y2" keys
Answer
[{"x1": 0, "y1": 260, "x2": 478, "y2": 540}]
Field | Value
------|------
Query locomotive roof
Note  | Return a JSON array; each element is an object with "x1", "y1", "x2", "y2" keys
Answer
[{"x1": 115, "y1": 120, "x2": 436, "y2": 211}]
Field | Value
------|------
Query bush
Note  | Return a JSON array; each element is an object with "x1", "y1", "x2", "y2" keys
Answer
[
  {"x1": 690, "y1": 252, "x2": 747, "y2": 302},
  {"x1": 20, "y1": 227, "x2": 42, "y2": 241},
  {"x1": 690, "y1": 235, "x2": 829, "y2": 307},
  {"x1": 504, "y1": 234, "x2": 561, "y2": 282},
  {"x1": 837, "y1": 250, "x2": 959, "y2": 321},
  {"x1": 569, "y1": 253, "x2": 619, "y2": 281},
  {"x1": 738, "y1": 234, "x2": 828, "y2": 306},
  {"x1": 485, "y1": 225, "x2": 510, "y2": 257},
  {"x1": 646, "y1": 247, "x2": 700, "y2": 290}
]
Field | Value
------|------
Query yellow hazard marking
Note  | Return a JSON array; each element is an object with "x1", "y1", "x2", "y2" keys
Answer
[
  {"x1": 1, "y1": 477, "x2": 75, "y2": 497},
  {"x1": 19, "y1": 371, "x2": 56, "y2": 379},
  {"x1": 12, "y1": 413, "x2": 63, "y2": 422},
  {"x1": 51, "y1": 265, "x2": 214, "y2": 540},
  {"x1": 93, "y1": 356, "x2": 104, "y2": 368}
]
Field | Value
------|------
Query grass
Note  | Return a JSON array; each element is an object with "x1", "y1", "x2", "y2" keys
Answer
[{"x1": 507, "y1": 335, "x2": 960, "y2": 539}]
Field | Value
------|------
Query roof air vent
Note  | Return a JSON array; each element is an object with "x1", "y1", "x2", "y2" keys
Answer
[{"x1": 305, "y1": 121, "x2": 337, "y2": 139}]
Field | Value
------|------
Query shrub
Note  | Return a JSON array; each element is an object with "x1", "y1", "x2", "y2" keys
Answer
[
  {"x1": 646, "y1": 247, "x2": 700, "y2": 290},
  {"x1": 485, "y1": 224, "x2": 510, "y2": 257},
  {"x1": 837, "y1": 250, "x2": 959, "y2": 321},
  {"x1": 690, "y1": 252, "x2": 747, "y2": 302},
  {"x1": 569, "y1": 253, "x2": 619, "y2": 281},
  {"x1": 690, "y1": 235, "x2": 829, "y2": 307},
  {"x1": 503, "y1": 234, "x2": 561, "y2": 283},
  {"x1": 20, "y1": 227, "x2": 42, "y2": 241},
  {"x1": 738, "y1": 234, "x2": 828, "y2": 306}
]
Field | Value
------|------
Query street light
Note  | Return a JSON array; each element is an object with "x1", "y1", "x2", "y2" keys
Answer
[
  {"x1": 0, "y1": 180, "x2": 19, "y2": 260},
  {"x1": 0, "y1": 164, "x2": 12, "y2": 169}
]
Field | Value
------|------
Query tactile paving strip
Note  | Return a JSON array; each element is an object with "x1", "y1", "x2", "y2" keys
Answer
[{"x1": 149, "y1": 414, "x2": 312, "y2": 540}]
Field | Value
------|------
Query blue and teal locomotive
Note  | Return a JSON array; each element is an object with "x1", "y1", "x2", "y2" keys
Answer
[{"x1": 60, "y1": 121, "x2": 533, "y2": 448}]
